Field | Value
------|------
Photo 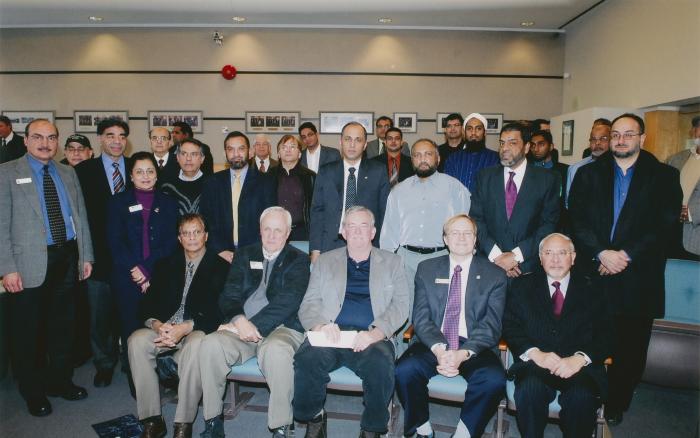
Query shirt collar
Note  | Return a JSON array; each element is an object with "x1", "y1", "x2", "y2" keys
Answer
[
  {"x1": 343, "y1": 159, "x2": 361, "y2": 172},
  {"x1": 230, "y1": 164, "x2": 248, "y2": 181},
  {"x1": 179, "y1": 169, "x2": 203, "y2": 181},
  {"x1": 448, "y1": 254, "x2": 473, "y2": 272},
  {"x1": 4, "y1": 131, "x2": 15, "y2": 142},
  {"x1": 262, "y1": 246, "x2": 282, "y2": 261},
  {"x1": 26, "y1": 154, "x2": 54, "y2": 173},
  {"x1": 504, "y1": 159, "x2": 528, "y2": 176},
  {"x1": 546, "y1": 273, "x2": 571, "y2": 297}
]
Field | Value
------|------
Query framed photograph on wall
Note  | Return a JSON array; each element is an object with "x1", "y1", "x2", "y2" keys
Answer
[
  {"x1": 435, "y1": 112, "x2": 460, "y2": 134},
  {"x1": 245, "y1": 111, "x2": 300, "y2": 134},
  {"x1": 74, "y1": 110, "x2": 129, "y2": 133},
  {"x1": 148, "y1": 111, "x2": 203, "y2": 133},
  {"x1": 319, "y1": 111, "x2": 374, "y2": 135},
  {"x1": 2, "y1": 110, "x2": 55, "y2": 133},
  {"x1": 393, "y1": 112, "x2": 417, "y2": 133},
  {"x1": 483, "y1": 113, "x2": 504, "y2": 134},
  {"x1": 562, "y1": 120, "x2": 575, "y2": 156}
]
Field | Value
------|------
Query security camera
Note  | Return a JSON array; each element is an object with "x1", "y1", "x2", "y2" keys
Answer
[{"x1": 213, "y1": 31, "x2": 224, "y2": 46}]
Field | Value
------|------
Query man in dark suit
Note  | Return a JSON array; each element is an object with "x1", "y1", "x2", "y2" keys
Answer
[
  {"x1": 395, "y1": 214, "x2": 507, "y2": 438},
  {"x1": 0, "y1": 119, "x2": 93, "y2": 416},
  {"x1": 309, "y1": 122, "x2": 390, "y2": 263},
  {"x1": 75, "y1": 118, "x2": 133, "y2": 387},
  {"x1": 149, "y1": 127, "x2": 179, "y2": 184},
  {"x1": 299, "y1": 121, "x2": 341, "y2": 173},
  {"x1": 249, "y1": 134, "x2": 279, "y2": 173},
  {"x1": 199, "y1": 207, "x2": 310, "y2": 438},
  {"x1": 199, "y1": 131, "x2": 276, "y2": 264},
  {"x1": 372, "y1": 127, "x2": 414, "y2": 187},
  {"x1": 365, "y1": 116, "x2": 410, "y2": 159},
  {"x1": 170, "y1": 121, "x2": 214, "y2": 175},
  {"x1": 469, "y1": 123, "x2": 560, "y2": 278},
  {"x1": 568, "y1": 113, "x2": 682, "y2": 425},
  {"x1": 503, "y1": 233, "x2": 613, "y2": 438},
  {"x1": 128, "y1": 213, "x2": 229, "y2": 438},
  {"x1": 0, "y1": 115, "x2": 26, "y2": 163}
]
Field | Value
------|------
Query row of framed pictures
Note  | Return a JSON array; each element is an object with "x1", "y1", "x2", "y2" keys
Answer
[{"x1": 1, "y1": 110, "x2": 504, "y2": 135}]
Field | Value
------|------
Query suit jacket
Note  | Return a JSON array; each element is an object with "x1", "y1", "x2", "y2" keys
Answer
[
  {"x1": 153, "y1": 150, "x2": 180, "y2": 185},
  {"x1": 413, "y1": 255, "x2": 507, "y2": 355},
  {"x1": 268, "y1": 162, "x2": 316, "y2": 233},
  {"x1": 372, "y1": 152, "x2": 415, "y2": 184},
  {"x1": 139, "y1": 249, "x2": 230, "y2": 334},
  {"x1": 0, "y1": 133, "x2": 26, "y2": 163},
  {"x1": 469, "y1": 163, "x2": 560, "y2": 273},
  {"x1": 299, "y1": 246, "x2": 409, "y2": 339},
  {"x1": 0, "y1": 157, "x2": 93, "y2": 287},
  {"x1": 667, "y1": 149, "x2": 700, "y2": 255},
  {"x1": 75, "y1": 156, "x2": 133, "y2": 280},
  {"x1": 301, "y1": 145, "x2": 341, "y2": 170},
  {"x1": 219, "y1": 243, "x2": 310, "y2": 336},
  {"x1": 309, "y1": 159, "x2": 390, "y2": 253},
  {"x1": 248, "y1": 157, "x2": 279, "y2": 173},
  {"x1": 502, "y1": 270, "x2": 613, "y2": 397},
  {"x1": 568, "y1": 150, "x2": 682, "y2": 317},
  {"x1": 199, "y1": 166, "x2": 277, "y2": 254},
  {"x1": 365, "y1": 139, "x2": 410, "y2": 159}
]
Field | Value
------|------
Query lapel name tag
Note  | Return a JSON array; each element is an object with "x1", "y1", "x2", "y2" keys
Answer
[
  {"x1": 250, "y1": 261, "x2": 264, "y2": 270},
  {"x1": 129, "y1": 204, "x2": 143, "y2": 213},
  {"x1": 16, "y1": 178, "x2": 32, "y2": 184},
  {"x1": 435, "y1": 278, "x2": 450, "y2": 284}
]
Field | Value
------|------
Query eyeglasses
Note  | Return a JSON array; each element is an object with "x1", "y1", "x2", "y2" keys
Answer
[
  {"x1": 29, "y1": 134, "x2": 58, "y2": 142},
  {"x1": 65, "y1": 146, "x2": 88, "y2": 152},
  {"x1": 133, "y1": 168, "x2": 156, "y2": 177},
  {"x1": 610, "y1": 132, "x2": 641, "y2": 141},
  {"x1": 150, "y1": 136, "x2": 170, "y2": 142},
  {"x1": 541, "y1": 250, "x2": 574, "y2": 257},
  {"x1": 179, "y1": 229, "x2": 205, "y2": 237},
  {"x1": 589, "y1": 136, "x2": 610, "y2": 144}
]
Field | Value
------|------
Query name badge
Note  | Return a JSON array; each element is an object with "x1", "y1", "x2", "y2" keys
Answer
[
  {"x1": 250, "y1": 261, "x2": 264, "y2": 270},
  {"x1": 435, "y1": 278, "x2": 450, "y2": 284},
  {"x1": 16, "y1": 178, "x2": 32, "y2": 184},
  {"x1": 129, "y1": 204, "x2": 143, "y2": 213}
]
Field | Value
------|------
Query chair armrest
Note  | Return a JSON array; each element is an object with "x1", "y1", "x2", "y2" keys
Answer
[
  {"x1": 403, "y1": 325, "x2": 414, "y2": 342},
  {"x1": 498, "y1": 339, "x2": 508, "y2": 351}
]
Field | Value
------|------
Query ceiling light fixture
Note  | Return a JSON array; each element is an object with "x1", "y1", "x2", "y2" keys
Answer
[
  {"x1": 378, "y1": 17, "x2": 392, "y2": 24},
  {"x1": 89, "y1": 16, "x2": 104, "y2": 22},
  {"x1": 232, "y1": 16, "x2": 246, "y2": 23},
  {"x1": 520, "y1": 21, "x2": 535, "y2": 27}
]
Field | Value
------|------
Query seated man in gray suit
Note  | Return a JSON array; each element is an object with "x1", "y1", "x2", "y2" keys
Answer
[
  {"x1": 199, "y1": 206, "x2": 310, "y2": 438},
  {"x1": 293, "y1": 206, "x2": 409, "y2": 438},
  {"x1": 395, "y1": 214, "x2": 507, "y2": 438}
]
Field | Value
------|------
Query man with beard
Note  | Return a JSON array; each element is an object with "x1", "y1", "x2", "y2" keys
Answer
[
  {"x1": 469, "y1": 123, "x2": 560, "y2": 279},
  {"x1": 437, "y1": 113, "x2": 466, "y2": 172},
  {"x1": 372, "y1": 127, "x2": 414, "y2": 187},
  {"x1": 566, "y1": 118, "x2": 612, "y2": 203},
  {"x1": 199, "y1": 131, "x2": 276, "y2": 264},
  {"x1": 568, "y1": 113, "x2": 681, "y2": 425},
  {"x1": 444, "y1": 113, "x2": 500, "y2": 192}
]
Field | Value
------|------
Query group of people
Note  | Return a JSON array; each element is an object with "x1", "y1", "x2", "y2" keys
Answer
[{"x1": 0, "y1": 110, "x2": 698, "y2": 438}]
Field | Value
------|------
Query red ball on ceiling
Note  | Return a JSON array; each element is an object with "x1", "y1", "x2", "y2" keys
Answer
[{"x1": 221, "y1": 64, "x2": 237, "y2": 80}]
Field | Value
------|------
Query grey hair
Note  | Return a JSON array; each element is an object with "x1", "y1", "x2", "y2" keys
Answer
[
  {"x1": 342, "y1": 205, "x2": 375, "y2": 227},
  {"x1": 538, "y1": 233, "x2": 575, "y2": 253},
  {"x1": 259, "y1": 206, "x2": 292, "y2": 230}
]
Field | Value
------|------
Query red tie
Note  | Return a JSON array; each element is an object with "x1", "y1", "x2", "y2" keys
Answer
[{"x1": 551, "y1": 281, "x2": 564, "y2": 319}]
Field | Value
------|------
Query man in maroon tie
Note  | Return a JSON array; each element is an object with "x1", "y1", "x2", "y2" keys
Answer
[
  {"x1": 502, "y1": 233, "x2": 613, "y2": 438},
  {"x1": 395, "y1": 214, "x2": 507, "y2": 438}
]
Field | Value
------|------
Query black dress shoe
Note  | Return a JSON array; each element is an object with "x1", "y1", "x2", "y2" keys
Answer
[
  {"x1": 606, "y1": 410, "x2": 623, "y2": 426},
  {"x1": 47, "y1": 383, "x2": 88, "y2": 401},
  {"x1": 173, "y1": 422, "x2": 192, "y2": 438},
  {"x1": 304, "y1": 411, "x2": 327, "y2": 438},
  {"x1": 26, "y1": 397, "x2": 52, "y2": 417},
  {"x1": 272, "y1": 423, "x2": 294, "y2": 437},
  {"x1": 358, "y1": 431, "x2": 381, "y2": 438},
  {"x1": 94, "y1": 368, "x2": 113, "y2": 387},
  {"x1": 140, "y1": 415, "x2": 166, "y2": 438}
]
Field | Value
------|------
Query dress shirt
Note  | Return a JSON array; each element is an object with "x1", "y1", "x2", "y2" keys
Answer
[
  {"x1": 101, "y1": 153, "x2": 127, "y2": 194},
  {"x1": 256, "y1": 156, "x2": 271, "y2": 171},
  {"x1": 612, "y1": 162, "x2": 635, "y2": 240},
  {"x1": 179, "y1": 169, "x2": 203, "y2": 181},
  {"x1": 229, "y1": 165, "x2": 249, "y2": 188},
  {"x1": 155, "y1": 152, "x2": 170, "y2": 167},
  {"x1": 431, "y1": 255, "x2": 475, "y2": 356},
  {"x1": 338, "y1": 159, "x2": 361, "y2": 232},
  {"x1": 305, "y1": 146, "x2": 321, "y2": 173},
  {"x1": 565, "y1": 156, "x2": 594, "y2": 207},
  {"x1": 387, "y1": 154, "x2": 401, "y2": 177},
  {"x1": 3, "y1": 131, "x2": 15, "y2": 144},
  {"x1": 26, "y1": 155, "x2": 76, "y2": 244},
  {"x1": 379, "y1": 172, "x2": 471, "y2": 250},
  {"x1": 487, "y1": 161, "x2": 528, "y2": 263}
]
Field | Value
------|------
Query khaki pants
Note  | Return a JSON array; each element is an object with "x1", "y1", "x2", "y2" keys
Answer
[
  {"x1": 199, "y1": 325, "x2": 304, "y2": 429},
  {"x1": 127, "y1": 328, "x2": 205, "y2": 422}
]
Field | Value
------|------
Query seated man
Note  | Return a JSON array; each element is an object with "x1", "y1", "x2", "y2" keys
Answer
[
  {"x1": 293, "y1": 206, "x2": 409, "y2": 438},
  {"x1": 502, "y1": 233, "x2": 613, "y2": 438},
  {"x1": 127, "y1": 213, "x2": 230, "y2": 438},
  {"x1": 395, "y1": 214, "x2": 507, "y2": 438},
  {"x1": 199, "y1": 206, "x2": 311, "y2": 438}
]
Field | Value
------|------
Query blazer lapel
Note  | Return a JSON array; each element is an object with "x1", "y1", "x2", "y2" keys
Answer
[
  {"x1": 492, "y1": 167, "x2": 507, "y2": 224},
  {"x1": 334, "y1": 248, "x2": 348, "y2": 305},
  {"x1": 15, "y1": 159, "x2": 43, "y2": 219},
  {"x1": 509, "y1": 166, "x2": 534, "y2": 224},
  {"x1": 249, "y1": 244, "x2": 264, "y2": 291},
  {"x1": 433, "y1": 257, "x2": 451, "y2": 328},
  {"x1": 267, "y1": 245, "x2": 290, "y2": 287}
]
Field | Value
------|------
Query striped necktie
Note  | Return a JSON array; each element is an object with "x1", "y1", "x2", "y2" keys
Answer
[
  {"x1": 112, "y1": 162, "x2": 125, "y2": 193},
  {"x1": 43, "y1": 165, "x2": 67, "y2": 244}
]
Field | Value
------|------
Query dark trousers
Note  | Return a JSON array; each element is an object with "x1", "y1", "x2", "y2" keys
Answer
[
  {"x1": 607, "y1": 315, "x2": 653, "y2": 413},
  {"x1": 86, "y1": 278, "x2": 119, "y2": 372},
  {"x1": 8, "y1": 242, "x2": 78, "y2": 401},
  {"x1": 395, "y1": 343, "x2": 505, "y2": 437},
  {"x1": 513, "y1": 366, "x2": 600, "y2": 438},
  {"x1": 293, "y1": 338, "x2": 396, "y2": 433},
  {"x1": 73, "y1": 280, "x2": 92, "y2": 365}
]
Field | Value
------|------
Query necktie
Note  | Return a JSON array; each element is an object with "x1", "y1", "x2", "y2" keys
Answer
[
  {"x1": 443, "y1": 265, "x2": 462, "y2": 350},
  {"x1": 1, "y1": 137, "x2": 5, "y2": 148},
  {"x1": 505, "y1": 171, "x2": 517, "y2": 220},
  {"x1": 259, "y1": 161, "x2": 266, "y2": 173},
  {"x1": 552, "y1": 281, "x2": 564, "y2": 319},
  {"x1": 389, "y1": 158, "x2": 399, "y2": 187},
  {"x1": 171, "y1": 261, "x2": 195, "y2": 324},
  {"x1": 158, "y1": 159, "x2": 164, "y2": 169},
  {"x1": 231, "y1": 172, "x2": 242, "y2": 244},
  {"x1": 43, "y1": 165, "x2": 67, "y2": 245},
  {"x1": 0, "y1": 137, "x2": 6, "y2": 163},
  {"x1": 378, "y1": 140, "x2": 384, "y2": 155},
  {"x1": 112, "y1": 162, "x2": 125, "y2": 194},
  {"x1": 345, "y1": 167, "x2": 357, "y2": 210}
]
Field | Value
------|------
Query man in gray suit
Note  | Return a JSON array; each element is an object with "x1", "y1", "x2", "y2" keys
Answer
[
  {"x1": 294, "y1": 206, "x2": 409, "y2": 438},
  {"x1": 0, "y1": 119, "x2": 93, "y2": 417},
  {"x1": 395, "y1": 214, "x2": 507, "y2": 438},
  {"x1": 365, "y1": 116, "x2": 410, "y2": 159}
]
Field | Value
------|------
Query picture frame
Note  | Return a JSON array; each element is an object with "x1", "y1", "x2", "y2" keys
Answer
[
  {"x1": 562, "y1": 120, "x2": 575, "y2": 156},
  {"x1": 393, "y1": 112, "x2": 417, "y2": 133},
  {"x1": 245, "y1": 111, "x2": 300, "y2": 134},
  {"x1": 1, "y1": 110, "x2": 55, "y2": 133},
  {"x1": 74, "y1": 110, "x2": 129, "y2": 133},
  {"x1": 319, "y1": 111, "x2": 374, "y2": 135},
  {"x1": 148, "y1": 111, "x2": 203, "y2": 133},
  {"x1": 483, "y1": 113, "x2": 504, "y2": 134},
  {"x1": 436, "y1": 112, "x2": 460, "y2": 134}
]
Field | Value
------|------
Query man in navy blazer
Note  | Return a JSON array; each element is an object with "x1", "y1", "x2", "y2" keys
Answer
[
  {"x1": 299, "y1": 121, "x2": 341, "y2": 173},
  {"x1": 199, "y1": 131, "x2": 276, "y2": 264},
  {"x1": 372, "y1": 127, "x2": 415, "y2": 187},
  {"x1": 469, "y1": 123, "x2": 560, "y2": 278},
  {"x1": 0, "y1": 115, "x2": 26, "y2": 163},
  {"x1": 309, "y1": 122, "x2": 390, "y2": 262},
  {"x1": 395, "y1": 214, "x2": 507, "y2": 438}
]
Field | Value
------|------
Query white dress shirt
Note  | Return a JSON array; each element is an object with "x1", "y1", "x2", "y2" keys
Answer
[
  {"x1": 338, "y1": 159, "x2": 361, "y2": 232},
  {"x1": 305, "y1": 146, "x2": 321, "y2": 173},
  {"x1": 488, "y1": 160, "x2": 528, "y2": 263},
  {"x1": 256, "y1": 156, "x2": 271, "y2": 170}
]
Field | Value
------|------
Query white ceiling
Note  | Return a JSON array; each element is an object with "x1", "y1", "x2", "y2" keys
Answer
[{"x1": 0, "y1": 0, "x2": 604, "y2": 31}]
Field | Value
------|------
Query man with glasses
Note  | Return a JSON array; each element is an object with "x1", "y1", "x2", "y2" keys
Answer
[
  {"x1": 170, "y1": 121, "x2": 214, "y2": 175},
  {"x1": 149, "y1": 127, "x2": 179, "y2": 183},
  {"x1": 161, "y1": 139, "x2": 207, "y2": 215},
  {"x1": 61, "y1": 134, "x2": 93, "y2": 167},
  {"x1": 568, "y1": 113, "x2": 682, "y2": 425},
  {"x1": 565, "y1": 118, "x2": 612, "y2": 204}
]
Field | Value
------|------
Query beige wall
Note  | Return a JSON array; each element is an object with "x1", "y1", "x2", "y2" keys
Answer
[
  {"x1": 0, "y1": 28, "x2": 563, "y2": 162},
  {"x1": 562, "y1": 0, "x2": 700, "y2": 113}
]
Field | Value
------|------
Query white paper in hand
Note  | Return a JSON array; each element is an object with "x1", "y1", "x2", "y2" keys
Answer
[{"x1": 307, "y1": 330, "x2": 357, "y2": 348}]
